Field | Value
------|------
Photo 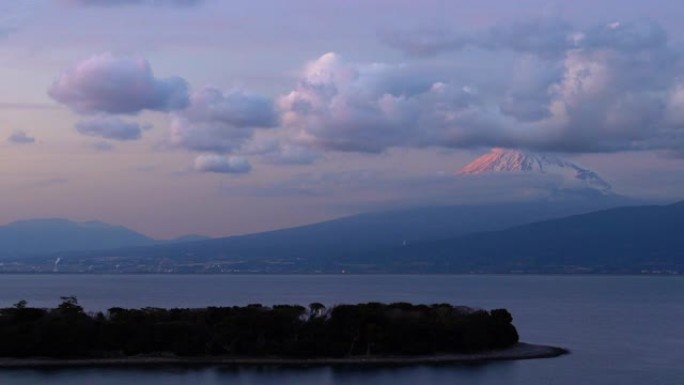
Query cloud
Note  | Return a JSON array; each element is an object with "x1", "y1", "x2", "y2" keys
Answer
[
  {"x1": 379, "y1": 28, "x2": 471, "y2": 58},
  {"x1": 243, "y1": 138, "x2": 321, "y2": 165},
  {"x1": 482, "y1": 18, "x2": 575, "y2": 57},
  {"x1": 48, "y1": 53, "x2": 189, "y2": 114},
  {"x1": 227, "y1": 170, "x2": 388, "y2": 198},
  {"x1": 580, "y1": 20, "x2": 668, "y2": 52},
  {"x1": 64, "y1": 0, "x2": 204, "y2": 7},
  {"x1": 170, "y1": 87, "x2": 278, "y2": 153},
  {"x1": 380, "y1": 18, "x2": 574, "y2": 57},
  {"x1": 381, "y1": 18, "x2": 666, "y2": 58},
  {"x1": 7, "y1": 130, "x2": 35, "y2": 144},
  {"x1": 89, "y1": 141, "x2": 115, "y2": 151},
  {"x1": 226, "y1": 169, "x2": 573, "y2": 210},
  {"x1": 26, "y1": 178, "x2": 70, "y2": 188},
  {"x1": 281, "y1": 19, "x2": 684, "y2": 155},
  {"x1": 278, "y1": 52, "x2": 453, "y2": 153},
  {"x1": 193, "y1": 154, "x2": 252, "y2": 174},
  {"x1": 261, "y1": 143, "x2": 321, "y2": 165},
  {"x1": 75, "y1": 116, "x2": 145, "y2": 140},
  {"x1": 0, "y1": 3, "x2": 31, "y2": 39},
  {"x1": 0, "y1": 103, "x2": 58, "y2": 111}
]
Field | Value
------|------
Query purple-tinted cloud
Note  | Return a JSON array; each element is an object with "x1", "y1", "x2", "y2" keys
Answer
[
  {"x1": 75, "y1": 116, "x2": 144, "y2": 140},
  {"x1": 279, "y1": 52, "x2": 480, "y2": 153},
  {"x1": 48, "y1": 53, "x2": 189, "y2": 114},
  {"x1": 194, "y1": 154, "x2": 252, "y2": 174},
  {"x1": 170, "y1": 87, "x2": 278, "y2": 153},
  {"x1": 7, "y1": 130, "x2": 35, "y2": 144},
  {"x1": 281, "y1": 19, "x2": 684, "y2": 154}
]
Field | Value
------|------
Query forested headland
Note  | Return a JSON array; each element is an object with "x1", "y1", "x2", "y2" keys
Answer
[{"x1": 0, "y1": 298, "x2": 519, "y2": 359}]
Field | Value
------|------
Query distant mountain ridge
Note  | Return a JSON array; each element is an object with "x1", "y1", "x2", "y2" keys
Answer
[
  {"x1": 350, "y1": 200, "x2": 684, "y2": 274},
  {"x1": 6, "y1": 195, "x2": 644, "y2": 273},
  {"x1": 459, "y1": 148, "x2": 612, "y2": 193},
  {"x1": 0, "y1": 218, "x2": 209, "y2": 258}
]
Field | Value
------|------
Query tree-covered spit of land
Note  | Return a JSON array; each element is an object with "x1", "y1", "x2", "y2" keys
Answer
[{"x1": 0, "y1": 298, "x2": 519, "y2": 359}]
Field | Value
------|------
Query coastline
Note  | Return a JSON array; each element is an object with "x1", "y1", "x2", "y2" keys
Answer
[{"x1": 0, "y1": 343, "x2": 568, "y2": 369}]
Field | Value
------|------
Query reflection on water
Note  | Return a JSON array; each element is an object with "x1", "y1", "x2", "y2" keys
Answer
[
  {"x1": 0, "y1": 362, "x2": 529, "y2": 385},
  {"x1": 0, "y1": 275, "x2": 682, "y2": 384}
]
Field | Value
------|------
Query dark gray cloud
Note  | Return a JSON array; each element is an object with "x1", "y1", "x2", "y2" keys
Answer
[
  {"x1": 65, "y1": 0, "x2": 204, "y2": 7},
  {"x1": 281, "y1": 19, "x2": 684, "y2": 155},
  {"x1": 171, "y1": 87, "x2": 278, "y2": 153},
  {"x1": 7, "y1": 130, "x2": 35, "y2": 144},
  {"x1": 193, "y1": 154, "x2": 251, "y2": 174},
  {"x1": 75, "y1": 116, "x2": 144, "y2": 140},
  {"x1": 48, "y1": 53, "x2": 189, "y2": 114}
]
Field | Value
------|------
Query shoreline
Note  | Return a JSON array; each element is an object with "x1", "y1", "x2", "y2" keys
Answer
[{"x1": 0, "y1": 343, "x2": 568, "y2": 369}]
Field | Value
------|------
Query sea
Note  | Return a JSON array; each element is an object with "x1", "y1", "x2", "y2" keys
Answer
[{"x1": 0, "y1": 274, "x2": 681, "y2": 385}]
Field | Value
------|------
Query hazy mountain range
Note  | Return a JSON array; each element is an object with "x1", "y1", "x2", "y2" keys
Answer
[
  {"x1": 348, "y1": 200, "x2": 684, "y2": 274},
  {"x1": 2, "y1": 195, "x2": 677, "y2": 273},
  {"x1": 0, "y1": 148, "x2": 678, "y2": 274},
  {"x1": 0, "y1": 219, "x2": 209, "y2": 258}
]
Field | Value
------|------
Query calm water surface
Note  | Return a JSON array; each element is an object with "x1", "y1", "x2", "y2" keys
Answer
[{"x1": 0, "y1": 274, "x2": 681, "y2": 385}]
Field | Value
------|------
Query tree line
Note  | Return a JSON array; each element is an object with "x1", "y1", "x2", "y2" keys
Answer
[{"x1": 0, "y1": 297, "x2": 518, "y2": 358}]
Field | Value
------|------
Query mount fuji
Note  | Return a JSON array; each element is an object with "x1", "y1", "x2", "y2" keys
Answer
[{"x1": 458, "y1": 148, "x2": 613, "y2": 194}]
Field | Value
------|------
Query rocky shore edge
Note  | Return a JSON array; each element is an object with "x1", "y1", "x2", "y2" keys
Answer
[{"x1": 0, "y1": 343, "x2": 568, "y2": 369}]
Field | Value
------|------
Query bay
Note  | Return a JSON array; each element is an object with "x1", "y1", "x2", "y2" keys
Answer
[{"x1": 0, "y1": 274, "x2": 681, "y2": 384}]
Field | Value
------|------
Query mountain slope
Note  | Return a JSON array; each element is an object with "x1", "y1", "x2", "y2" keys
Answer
[
  {"x1": 356, "y1": 200, "x2": 684, "y2": 273},
  {"x1": 17, "y1": 197, "x2": 641, "y2": 273},
  {"x1": 0, "y1": 219, "x2": 157, "y2": 257}
]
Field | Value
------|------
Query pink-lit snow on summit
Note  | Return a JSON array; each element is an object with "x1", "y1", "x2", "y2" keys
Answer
[{"x1": 459, "y1": 148, "x2": 612, "y2": 193}]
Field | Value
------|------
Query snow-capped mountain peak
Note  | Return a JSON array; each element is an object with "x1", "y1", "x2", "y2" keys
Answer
[{"x1": 458, "y1": 148, "x2": 612, "y2": 193}]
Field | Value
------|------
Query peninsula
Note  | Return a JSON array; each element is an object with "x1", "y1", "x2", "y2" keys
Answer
[{"x1": 0, "y1": 298, "x2": 567, "y2": 367}]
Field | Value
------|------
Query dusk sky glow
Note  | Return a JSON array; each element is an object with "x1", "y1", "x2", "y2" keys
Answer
[{"x1": 1, "y1": 0, "x2": 683, "y2": 238}]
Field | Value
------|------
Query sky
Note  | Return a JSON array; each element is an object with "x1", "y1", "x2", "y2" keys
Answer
[{"x1": 0, "y1": 0, "x2": 683, "y2": 238}]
